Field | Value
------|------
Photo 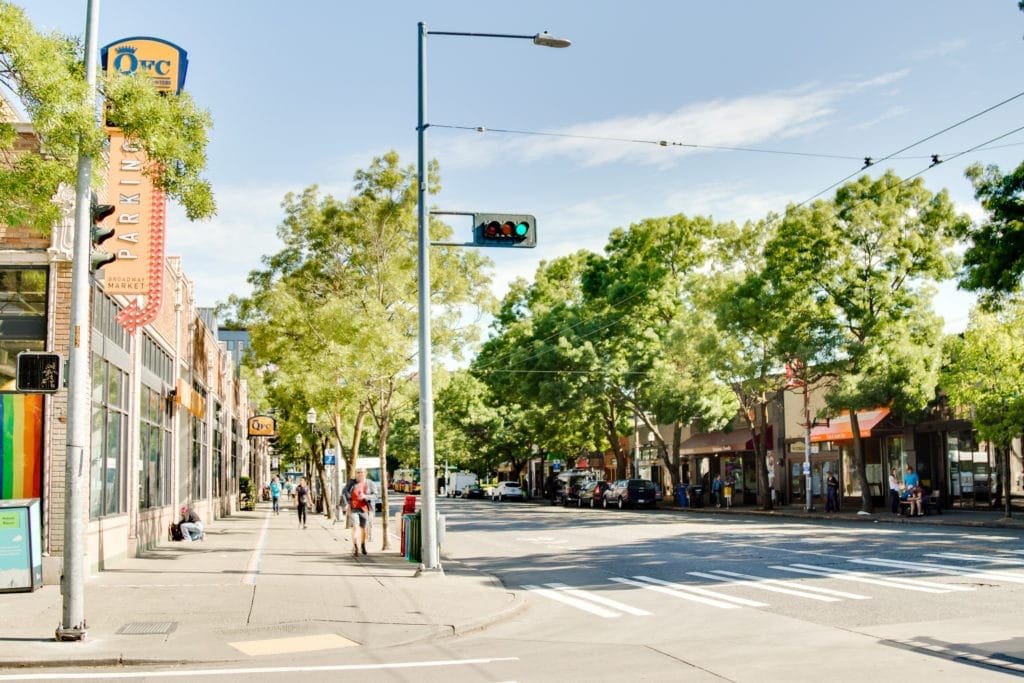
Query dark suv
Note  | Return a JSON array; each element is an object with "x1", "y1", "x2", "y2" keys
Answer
[
  {"x1": 551, "y1": 471, "x2": 591, "y2": 506},
  {"x1": 602, "y1": 479, "x2": 659, "y2": 509},
  {"x1": 578, "y1": 480, "x2": 611, "y2": 508}
]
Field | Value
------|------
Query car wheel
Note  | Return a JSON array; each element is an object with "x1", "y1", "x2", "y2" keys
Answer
[
  {"x1": 617, "y1": 497, "x2": 624, "y2": 509},
  {"x1": 602, "y1": 497, "x2": 608, "y2": 509},
  {"x1": 499, "y1": 494, "x2": 504, "y2": 502},
  {"x1": 577, "y1": 497, "x2": 582, "y2": 508},
  {"x1": 590, "y1": 497, "x2": 595, "y2": 509}
]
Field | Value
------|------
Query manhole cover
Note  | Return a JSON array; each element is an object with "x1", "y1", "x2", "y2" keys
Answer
[{"x1": 116, "y1": 621, "x2": 178, "y2": 635}]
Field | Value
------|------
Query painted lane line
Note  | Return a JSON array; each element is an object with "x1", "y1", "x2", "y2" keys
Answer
[
  {"x1": 543, "y1": 582, "x2": 652, "y2": 616},
  {"x1": 771, "y1": 564, "x2": 950, "y2": 593},
  {"x1": 522, "y1": 584, "x2": 621, "y2": 617},
  {"x1": 609, "y1": 577, "x2": 739, "y2": 610},
  {"x1": 631, "y1": 575, "x2": 767, "y2": 607},
  {"x1": 0, "y1": 657, "x2": 521, "y2": 681},
  {"x1": 790, "y1": 562, "x2": 971, "y2": 592},
  {"x1": 852, "y1": 557, "x2": 1024, "y2": 584},
  {"x1": 696, "y1": 569, "x2": 858, "y2": 601},
  {"x1": 926, "y1": 551, "x2": 1024, "y2": 566},
  {"x1": 705, "y1": 570, "x2": 870, "y2": 600},
  {"x1": 241, "y1": 510, "x2": 273, "y2": 585}
]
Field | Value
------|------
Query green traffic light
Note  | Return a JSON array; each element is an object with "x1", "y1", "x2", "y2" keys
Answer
[{"x1": 514, "y1": 222, "x2": 528, "y2": 238}]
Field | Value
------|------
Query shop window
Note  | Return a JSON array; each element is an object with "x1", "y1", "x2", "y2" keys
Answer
[
  {"x1": 0, "y1": 268, "x2": 47, "y2": 387},
  {"x1": 90, "y1": 357, "x2": 127, "y2": 518}
]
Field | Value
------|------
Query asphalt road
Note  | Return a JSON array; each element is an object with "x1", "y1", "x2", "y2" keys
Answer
[{"x1": 6, "y1": 499, "x2": 1023, "y2": 682}]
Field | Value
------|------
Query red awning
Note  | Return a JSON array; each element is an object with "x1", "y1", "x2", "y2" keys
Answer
[
  {"x1": 809, "y1": 408, "x2": 890, "y2": 443},
  {"x1": 679, "y1": 426, "x2": 773, "y2": 456}
]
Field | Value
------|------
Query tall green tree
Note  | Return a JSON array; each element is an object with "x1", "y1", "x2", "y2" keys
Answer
[
  {"x1": 767, "y1": 171, "x2": 968, "y2": 511},
  {"x1": 941, "y1": 300, "x2": 1024, "y2": 518},
  {"x1": 0, "y1": 2, "x2": 214, "y2": 229},
  {"x1": 231, "y1": 152, "x2": 494, "y2": 546},
  {"x1": 956, "y1": 160, "x2": 1024, "y2": 306}
]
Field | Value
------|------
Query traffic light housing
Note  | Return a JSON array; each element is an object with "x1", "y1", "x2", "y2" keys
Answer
[
  {"x1": 472, "y1": 213, "x2": 536, "y2": 248},
  {"x1": 90, "y1": 196, "x2": 116, "y2": 272},
  {"x1": 16, "y1": 351, "x2": 64, "y2": 393}
]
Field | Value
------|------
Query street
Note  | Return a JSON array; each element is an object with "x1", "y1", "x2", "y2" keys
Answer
[{"x1": 3, "y1": 499, "x2": 1024, "y2": 681}]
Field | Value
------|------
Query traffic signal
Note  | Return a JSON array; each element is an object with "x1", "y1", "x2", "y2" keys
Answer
[
  {"x1": 90, "y1": 195, "x2": 116, "y2": 272},
  {"x1": 472, "y1": 213, "x2": 536, "y2": 248},
  {"x1": 16, "y1": 351, "x2": 64, "y2": 393}
]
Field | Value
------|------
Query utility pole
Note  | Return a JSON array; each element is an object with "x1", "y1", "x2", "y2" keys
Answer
[{"x1": 57, "y1": 0, "x2": 101, "y2": 642}]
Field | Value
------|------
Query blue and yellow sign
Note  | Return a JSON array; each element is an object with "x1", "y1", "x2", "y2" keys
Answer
[{"x1": 100, "y1": 36, "x2": 188, "y2": 94}]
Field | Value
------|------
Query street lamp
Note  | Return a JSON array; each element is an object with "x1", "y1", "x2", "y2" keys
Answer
[
  {"x1": 306, "y1": 408, "x2": 318, "y2": 428},
  {"x1": 416, "y1": 22, "x2": 569, "y2": 574}
]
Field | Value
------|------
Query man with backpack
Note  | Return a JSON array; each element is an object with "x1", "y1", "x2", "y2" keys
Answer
[{"x1": 349, "y1": 468, "x2": 371, "y2": 556}]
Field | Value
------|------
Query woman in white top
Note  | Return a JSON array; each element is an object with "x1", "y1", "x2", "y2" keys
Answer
[{"x1": 888, "y1": 469, "x2": 902, "y2": 516}]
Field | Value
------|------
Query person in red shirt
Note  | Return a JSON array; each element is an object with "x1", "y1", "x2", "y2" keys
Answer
[{"x1": 350, "y1": 468, "x2": 370, "y2": 556}]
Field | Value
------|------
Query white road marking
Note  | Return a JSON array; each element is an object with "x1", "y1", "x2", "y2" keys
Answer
[
  {"x1": 241, "y1": 510, "x2": 273, "y2": 585},
  {"x1": 707, "y1": 569, "x2": 871, "y2": 600},
  {"x1": 543, "y1": 583, "x2": 652, "y2": 616},
  {"x1": 693, "y1": 569, "x2": 859, "y2": 601},
  {"x1": 0, "y1": 657, "x2": 521, "y2": 681},
  {"x1": 926, "y1": 551, "x2": 1024, "y2": 566},
  {"x1": 607, "y1": 576, "x2": 739, "y2": 609},
  {"x1": 522, "y1": 584, "x2": 621, "y2": 617},
  {"x1": 852, "y1": 557, "x2": 1024, "y2": 584},
  {"x1": 632, "y1": 575, "x2": 766, "y2": 607},
  {"x1": 772, "y1": 564, "x2": 952, "y2": 593}
]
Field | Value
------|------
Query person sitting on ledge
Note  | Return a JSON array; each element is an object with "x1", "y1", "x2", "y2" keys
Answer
[{"x1": 178, "y1": 505, "x2": 204, "y2": 541}]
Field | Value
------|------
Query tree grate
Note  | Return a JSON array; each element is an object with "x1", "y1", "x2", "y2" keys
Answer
[{"x1": 116, "y1": 621, "x2": 178, "y2": 635}]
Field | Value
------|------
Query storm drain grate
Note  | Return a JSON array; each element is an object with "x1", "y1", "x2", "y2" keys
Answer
[{"x1": 116, "y1": 621, "x2": 178, "y2": 635}]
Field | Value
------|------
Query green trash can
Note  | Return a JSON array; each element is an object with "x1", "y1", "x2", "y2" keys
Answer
[{"x1": 404, "y1": 512, "x2": 421, "y2": 563}]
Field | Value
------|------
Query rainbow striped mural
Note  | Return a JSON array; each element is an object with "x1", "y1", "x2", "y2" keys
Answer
[{"x1": 0, "y1": 394, "x2": 43, "y2": 499}]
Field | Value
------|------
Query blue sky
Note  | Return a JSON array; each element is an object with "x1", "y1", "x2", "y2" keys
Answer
[{"x1": 16, "y1": 1, "x2": 1024, "y2": 332}]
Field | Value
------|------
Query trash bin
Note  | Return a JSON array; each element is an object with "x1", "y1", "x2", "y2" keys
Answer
[
  {"x1": 687, "y1": 485, "x2": 704, "y2": 508},
  {"x1": 404, "y1": 512, "x2": 422, "y2": 562},
  {"x1": 675, "y1": 485, "x2": 688, "y2": 508}
]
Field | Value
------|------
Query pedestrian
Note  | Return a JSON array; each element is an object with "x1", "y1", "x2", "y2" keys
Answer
[
  {"x1": 903, "y1": 465, "x2": 922, "y2": 517},
  {"x1": 178, "y1": 505, "x2": 204, "y2": 541},
  {"x1": 711, "y1": 474, "x2": 723, "y2": 508},
  {"x1": 270, "y1": 476, "x2": 282, "y2": 515},
  {"x1": 295, "y1": 477, "x2": 310, "y2": 528},
  {"x1": 889, "y1": 468, "x2": 902, "y2": 515},
  {"x1": 825, "y1": 470, "x2": 840, "y2": 512},
  {"x1": 349, "y1": 468, "x2": 371, "y2": 556}
]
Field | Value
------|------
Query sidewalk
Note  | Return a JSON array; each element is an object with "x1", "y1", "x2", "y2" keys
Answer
[{"x1": 0, "y1": 502, "x2": 521, "y2": 668}]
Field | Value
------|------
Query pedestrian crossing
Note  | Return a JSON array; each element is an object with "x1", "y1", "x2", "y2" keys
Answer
[{"x1": 521, "y1": 552, "x2": 1024, "y2": 618}]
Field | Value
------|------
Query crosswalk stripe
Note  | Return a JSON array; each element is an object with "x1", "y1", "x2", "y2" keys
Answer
[
  {"x1": 700, "y1": 569, "x2": 867, "y2": 600},
  {"x1": 521, "y1": 584, "x2": 621, "y2": 617},
  {"x1": 772, "y1": 564, "x2": 951, "y2": 593},
  {"x1": 926, "y1": 552, "x2": 1024, "y2": 566},
  {"x1": 687, "y1": 571, "x2": 836, "y2": 602},
  {"x1": 852, "y1": 557, "x2": 1024, "y2": 584},
  {"x1": 632, "y1": 575, "x2": 767, "y2": 607},
  {"x1": 609, "y1": 577, "x2": 740, "y2": 609},
  {"x1": 543, "y1": 583, "x2": 652, "y2": 616}
]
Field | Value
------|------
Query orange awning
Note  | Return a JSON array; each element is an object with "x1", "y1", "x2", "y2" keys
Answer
[{"x1": 809, "y1": 408, "x2": 890, "y2": 443}]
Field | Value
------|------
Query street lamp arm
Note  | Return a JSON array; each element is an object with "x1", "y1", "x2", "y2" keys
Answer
[{"x1": 428, "y1": 29, "x2": 571, "y2": 48}]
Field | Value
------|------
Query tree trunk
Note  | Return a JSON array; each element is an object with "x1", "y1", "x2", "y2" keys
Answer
[
  {"x1": 378, "y1": 412, "x2": 391, "y2": 551},
  {"x1": 1004, "y1": 442, "x2": 1013, "y2": 519},
  {"x1": 755, "y1": 401, "x2": 773, "y2": 511},
  {"x1": 850, "y1": 409, "x2": 872, "y2": 512}
]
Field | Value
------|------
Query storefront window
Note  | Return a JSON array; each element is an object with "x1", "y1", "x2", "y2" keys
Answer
[
  {"x1": 0, "y1": 268, "x2": 47, "y2": 387},
  {"x1": 947, "y1": 430, "x2": 991, "y2": 503},
  {"x1": 90, "y1": 356, "x2": 127, "y2": 518}
]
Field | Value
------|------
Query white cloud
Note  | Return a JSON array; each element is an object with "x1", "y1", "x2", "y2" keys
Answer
[{"x1": 911, "y1": 39, "x2": 969, "y2": 61}]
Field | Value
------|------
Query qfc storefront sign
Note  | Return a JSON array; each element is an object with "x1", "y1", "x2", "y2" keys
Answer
[{"x1": 101, "y1": 37, "x2": 188, "y2": 94}]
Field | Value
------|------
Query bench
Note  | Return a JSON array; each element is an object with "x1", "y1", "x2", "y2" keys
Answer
[{"x1": 899, "y1": 490, "x2": 942, "y2": 516}]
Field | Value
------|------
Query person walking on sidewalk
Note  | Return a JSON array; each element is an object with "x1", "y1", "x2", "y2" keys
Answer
[
  {"x1": 349, "y1": 468, "x2": 371, "y2": 556},
  {"x1": 295, "y1": 477, "x2": 311, "y2": 528},
  {"x1": 889, "y1": 468, "x2": 902, "y2": 515},
  {"x1": 270, "y1": 476, "x2": 282, "y2": 515},
  {"x1": 711, "y1": 474, "x2": 723, "y2": 508},
  {"x1": 825, "y1": 470, "x2": 840, "y2": 512}
]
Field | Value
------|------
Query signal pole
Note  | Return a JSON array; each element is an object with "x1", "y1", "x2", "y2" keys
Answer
[{"x1": 57, "y1": 0, "x2": 101, "y2": 642}]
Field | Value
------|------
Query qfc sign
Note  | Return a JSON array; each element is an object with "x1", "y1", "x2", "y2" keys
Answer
[{"x1": 101, "y1": 37, "x2": 189, "y2": 95}]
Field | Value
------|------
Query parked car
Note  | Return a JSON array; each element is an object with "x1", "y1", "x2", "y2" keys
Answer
[
  {"x1": 602, "y1": 479, "x2": 659, "y2": 509},
  {"x1": 492, "y1": 481, "x2": 524, "y2": 501},
  {"x1": 551, "y1": 470, "x2": 591, "y2": 506},
  {"x1": 463, "y1": 484, "x2": 485, "y2": 499},
  {"x1": 578, "y1": 480, "x2": 611, "y2": 508}
]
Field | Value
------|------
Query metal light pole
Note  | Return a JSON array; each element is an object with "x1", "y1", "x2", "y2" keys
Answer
[
  {"x1": 57, "y1": 0, "x2": 101, "y2": 642},
  {"x1": 416, "y1": 22, "x2": 569, "y2": 573},
  {"x1": 803, "y1": 380, "x2": 814, "y2": 512}
]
